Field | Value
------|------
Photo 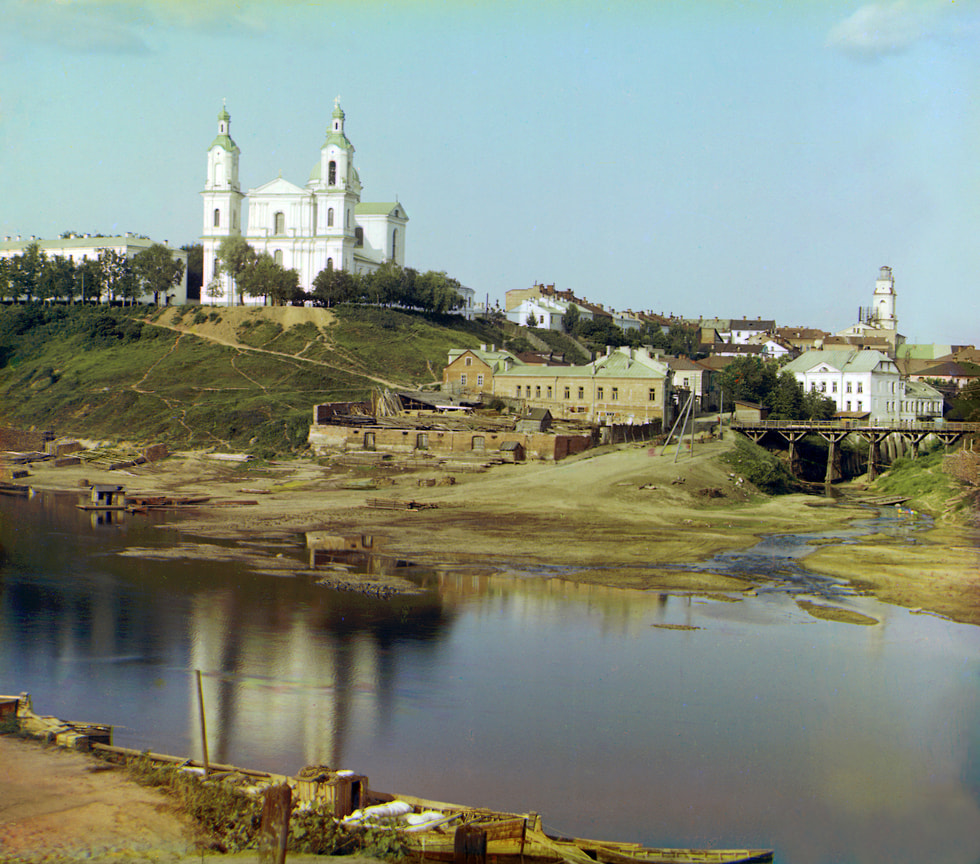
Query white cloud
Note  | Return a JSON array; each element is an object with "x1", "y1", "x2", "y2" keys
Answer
[{"x1": 827, "y1": 1, "x2": 948, "y2": 59}]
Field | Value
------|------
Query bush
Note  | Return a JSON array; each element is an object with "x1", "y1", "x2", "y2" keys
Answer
[{"x1": 721, "y1": 434, "x2": 799, "y2": 495}]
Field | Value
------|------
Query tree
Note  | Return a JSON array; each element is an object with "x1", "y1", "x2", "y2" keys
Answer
[
  {"x1": 718, "y1": 356, "x2": 779, "y2": 406},
  {"x1": 0, "y1": 257, "x2": 16, "y2": 302},
  {"x1": 38, "y1": 255, "x2": 77, "y2": 303},
  {"x1": 768, "y1": 371, "x2": 804, "y2": 419},
  {"x1": 216, "y1": 236, "x2": 257, "y2": 305},
  {"x1": 97, "y1": 248, "x2": 138, "y2": 304},
  {"x1": 563, "y1": 303, "x2": 581, "y2": 334},
  {"x1": 204, "y1": 277, "x2": 224, "y2": 304},
  {"x1": 311, "y1": 266, "x2": 355, "y2": 307},
  {"x1": 801, "y1": 387, "x2": 837, "y2": 420},
  {"x1": 11, "y1": 242, "x2": 47, "y2": 302},
  {"x1": 526, "y1": 312, "x2": 538, "y2": 327},
  {"x1": 132, "y1": 243, "x2": 185, "y2": 305},
  {"x1": 415, "y1": 270, "x2": 462, "y2": 314},
  {"x1": 76, "y1": 258, "x2": 101, "y2": 303},
  {"x1": 238, "y1": 253, "x2": 301, "y2": 306}
]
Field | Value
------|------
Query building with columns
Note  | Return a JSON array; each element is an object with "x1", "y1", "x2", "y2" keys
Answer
[{"x1": 201, "y1": 100, "x2": 407, "y2": 305}]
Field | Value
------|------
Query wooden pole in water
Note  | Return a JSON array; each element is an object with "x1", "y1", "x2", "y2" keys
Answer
[{"x1": 195, "y1": 669, "x2": 210, "y2": 777}]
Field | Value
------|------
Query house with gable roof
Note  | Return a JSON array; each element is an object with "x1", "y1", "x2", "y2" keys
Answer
[{"x1": 443, "y1": 345, "x2": 522, "y2": 396}]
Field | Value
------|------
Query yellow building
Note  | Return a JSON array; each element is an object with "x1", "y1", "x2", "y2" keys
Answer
[
  {"x1": 442, "y1": 346, "x2": 520, "y2": 397},
  {"x1": 493, "y1": 347, "x2": 673, "y2": 424}
]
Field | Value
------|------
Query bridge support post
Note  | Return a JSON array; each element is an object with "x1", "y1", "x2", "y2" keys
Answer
[
  {"x1": 818, "y1": 431, "x2": 848, "y2": 485},
  {"x1": 899, "y1": 431, "x2": 929, "y2": 459},
  {"x1": 858, "y1": 430, "x2": 890, "y2": 482},
  {"x1": 777, "y1": 430, "x2": 806, "y2": 477}
]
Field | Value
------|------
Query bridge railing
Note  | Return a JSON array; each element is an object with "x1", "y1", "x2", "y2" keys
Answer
[{"x1": 731, "y1": 418, "x2": 979, "y2": 432}]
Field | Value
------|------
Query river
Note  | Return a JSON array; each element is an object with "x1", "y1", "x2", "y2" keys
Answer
[{"x1": 1, "y1": 490, "x2": 978, "y2": 864}]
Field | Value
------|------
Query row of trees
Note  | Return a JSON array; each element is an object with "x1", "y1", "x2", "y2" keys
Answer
[
  {"x1": 0, "y1": 242, "x2": 185, "y2": 305},
  {"x1": 212, "y1": 237, "x2": 465, "y2": 313},
  {"x1": 717, "y1": 356, "x2": 836, "y2": 420}
]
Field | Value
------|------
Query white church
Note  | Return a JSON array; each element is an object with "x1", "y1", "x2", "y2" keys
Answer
[{"x1": 201, "y1": 100, "x2": 408, "y2": 304}]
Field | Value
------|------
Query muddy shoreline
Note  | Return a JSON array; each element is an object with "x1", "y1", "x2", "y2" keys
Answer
[{"x1": 19, "y1": 438, "x2": 980, "y2": 626}]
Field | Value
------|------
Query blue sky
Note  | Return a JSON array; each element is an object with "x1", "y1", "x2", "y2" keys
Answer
[{"x1": 1, "y1": 0, "x2": 978, "y2": 345}]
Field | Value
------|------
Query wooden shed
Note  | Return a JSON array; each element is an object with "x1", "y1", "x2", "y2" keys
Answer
[
  {"x1": 499, "y1": 441, "x2": 526, "y2": 462},
  {"x1": 516, "y1": 408, "x2": 552, "y2": 433}
]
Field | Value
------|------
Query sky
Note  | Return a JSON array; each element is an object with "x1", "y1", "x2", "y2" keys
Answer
[{"x1": 1, "y1": 0, "x2": 978, "y2": 345}]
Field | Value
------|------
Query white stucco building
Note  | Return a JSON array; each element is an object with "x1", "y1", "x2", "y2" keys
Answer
[
  {"x1": 202, "y1": 101, "x2": 407, "y2": 305},
  {"x1": 783, "y1": 349, "x2": 941, "y2": 422}
]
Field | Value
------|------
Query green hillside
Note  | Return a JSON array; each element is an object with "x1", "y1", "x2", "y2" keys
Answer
[{"x1": 0, "y1": 303, "x2": 516, "y2": 456}]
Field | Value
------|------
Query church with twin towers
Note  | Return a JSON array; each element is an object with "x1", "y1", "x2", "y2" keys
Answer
[{"x1": 201, "y1": 99, "x2": 408, "y2": 304}]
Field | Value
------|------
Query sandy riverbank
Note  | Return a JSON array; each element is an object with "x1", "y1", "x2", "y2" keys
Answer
[{"x1": 19, "y1": 437, "x2": 980, "y2": 625}]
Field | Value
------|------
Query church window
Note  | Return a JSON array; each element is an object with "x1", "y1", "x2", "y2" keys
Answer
[
  {"x1": 346, "y1": 209, "x2": 351, "y2": 228},
  {"x1": 312, "y1": 203, "x2": 318, "y2": 233},
  {"x1": 327, "y1": 208, "x2": 334, "y2": 227},
  {"x1": 392, "y1": 228, "x2": 398, "y2": 256},
  {"x1": 274, "y1": 250, "x2": 283, "y2": 266},
  {"x1": 328, "y1": 161, "x2": 337, "y2": 185},
  {"x1": 355, "y1": 226, "x2": 364, "y2": 247},
  {"x1": 274, "y1": 212, "x2": 285, "y2": 235},
  {"x1": 213, "y1": 208, "x2": 220, "y2": 228}
]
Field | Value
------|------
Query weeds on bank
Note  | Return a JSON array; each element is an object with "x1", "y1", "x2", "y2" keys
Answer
[
  {"x1": 720, "y1": 434, "x2": 799, "y2": 495},
  {"x1": 123, "y1": 753, "x2": 408, "y2": 858}
]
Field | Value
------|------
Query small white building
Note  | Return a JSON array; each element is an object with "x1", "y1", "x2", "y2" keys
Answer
[{"x1": 506, "y1": 295, "x2": 571, "y2": 330}]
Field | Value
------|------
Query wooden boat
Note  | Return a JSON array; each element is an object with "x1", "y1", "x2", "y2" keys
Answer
[
  {"x1": 348, "y1": 792, "x2": 774, "y2": 864},
  {"x1": 0, "y1": 481, "x2": 31, "y2": 497}
]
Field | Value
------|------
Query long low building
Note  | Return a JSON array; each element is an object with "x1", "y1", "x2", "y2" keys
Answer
[
  {"x1": 0, "y1": 234, "x2": 189, "y2": 304},
  {"x1": 492, "y1": 346, "x2": 673, "y2": 426}
]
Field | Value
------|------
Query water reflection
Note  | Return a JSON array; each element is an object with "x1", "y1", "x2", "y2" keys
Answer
[{"x1": 1, "y1": 491, "x2": 979, "y2": 863}]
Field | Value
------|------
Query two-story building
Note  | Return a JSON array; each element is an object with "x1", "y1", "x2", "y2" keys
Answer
[
  {"x1": 443, "y1": 346, "x2": 521, "y2": 397},
  {"x1": 492, "y1": 346, "x2": 672, "y2": 425},
  {"x1": 782, "y1": 349, "x2": 938, "y2": 422}
]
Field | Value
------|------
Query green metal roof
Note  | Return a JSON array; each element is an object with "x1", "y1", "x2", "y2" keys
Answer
[
  {"x1": 783, "y1": 349, "x2": 891, "y2": 374},
  {"x1": 355, "y1": 202, "x2": 407, "y2": 218}
]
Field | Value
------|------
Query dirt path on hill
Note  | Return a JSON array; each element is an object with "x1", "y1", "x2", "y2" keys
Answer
[
  {"x1": 22, "y1": 437, "x2": 980, "y2": 625},
  {"x1": 145, "y1": 307, "x2": 402, "y2": 389}
]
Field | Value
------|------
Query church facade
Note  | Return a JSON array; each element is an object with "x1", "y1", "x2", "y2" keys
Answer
[{"x1": 201, "y1": 101, "x2": 407, "y2": 305}]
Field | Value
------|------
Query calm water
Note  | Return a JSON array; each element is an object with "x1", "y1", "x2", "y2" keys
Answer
[{"x1": 1, "y1": 490, "x2": 979, "y2": 864}]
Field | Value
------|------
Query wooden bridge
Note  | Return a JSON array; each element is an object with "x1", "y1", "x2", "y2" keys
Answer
[{"x1": 731, "y1": 418, "x2": 980, "y2": 483}]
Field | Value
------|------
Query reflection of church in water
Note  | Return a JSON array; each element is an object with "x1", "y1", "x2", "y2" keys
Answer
[{"x1": 187, "y1": 575, "x2": 448, "y2": 769}]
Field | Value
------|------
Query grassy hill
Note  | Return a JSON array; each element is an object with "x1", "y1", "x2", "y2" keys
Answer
[{"x1": 0, "y1": 303, "x2": 518, "y2": 456}]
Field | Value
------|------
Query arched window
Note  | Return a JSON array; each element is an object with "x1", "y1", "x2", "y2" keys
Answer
[
  {"x1": 274, "y1": 212, "x2": 285, "y2": 235},
  {"x1": 354, "y1": 226, "x2": 363, "y2": 247},
  {"x1": 392, "y1": 228, "x2": 398, "y2": 257},
  {"x1": 345, "y1": 209, "x2": 350, "y2": 228},
  {"x1": 328, "y1": 161, "x2": 337, "y2": 185},
  {"x1": 327, "y1": 208, "x2": 334, "y2": 227},
  {"x1": 213, "y1": 208, "x2": 220, "y2": 228},
  {"x1": 327, "y1": 257, "x2": 333, "y2": 270},
  {"x1": 312, "y1": 203, "x2": 317, "y2": 234},
  {"x1": 274, "y1": 250, "x2": 283, "y2": 266}
]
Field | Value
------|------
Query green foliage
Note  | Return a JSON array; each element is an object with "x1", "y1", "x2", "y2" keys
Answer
[
  {"x1": 719, "y1": 357, "x2": 832, "y2": 420},
  {"x1": 132, "y1": 243, "x2": 185, "y2": 303},
  {"x1": 529, "y1": 328, "x2": 590, "y2": 364},
  {"x1": 722, "y1": 434, "x2": 799, "y2": 494},
  {"x1": 870, "y1": 443, "x2": 960, "y2": 513}
]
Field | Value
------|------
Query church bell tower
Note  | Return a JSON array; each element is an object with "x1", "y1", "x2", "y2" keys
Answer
[{"x1": 201, "y1": 104, "x2": 244, "y2": 305}]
